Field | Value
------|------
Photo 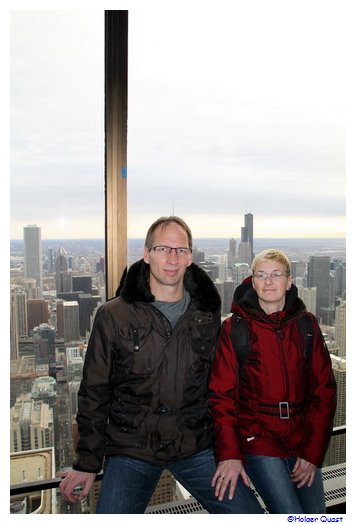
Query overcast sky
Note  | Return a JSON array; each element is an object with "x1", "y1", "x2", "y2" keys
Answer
[{"x1": 10, "y1": 2, "x2": 347, "y2": 240}]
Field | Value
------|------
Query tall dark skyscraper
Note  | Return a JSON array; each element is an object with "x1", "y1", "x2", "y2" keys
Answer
[
  {"x1": 239, "y1": 213, "x2": 254, "y2": 265},
  {"x1": 244, "y1": 213, "x2": 254, "y2": 258},
  {"x1": 33, "y1": 324, "x2": 56, "y2": 378},
  {"x1": 307, "y1": 255, "x2": 331, "y2": 320},
  {"x1": 55, "y1": 246, "x2": 71, "y2": 293},
  {"x1": 23, "y1": 225, "x2": 43, "y2": 298}
]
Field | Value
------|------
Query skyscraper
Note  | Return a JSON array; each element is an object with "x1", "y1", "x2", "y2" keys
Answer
[
  {"x1": 10, "y1": 395, "x2": 54, "y2": 453},
  {"x1": 10, "y1": 300, "x2": 19, "y2": 360},
  {"x1": 307, "y1": 256, "x2": 331, "y2": 320},
  {"x1": 27, "y1": 299, "x2": 49, "y2": 333},
  {"x1": 298, "y1": 286, "x2": 317, "y2": 316},
  {"x1": 33, "y1": 324, "x2": 56, "y2": 378},
  {"x1": 244, "y1": 213, "x2": 254, "y2": 259},
  {"x1": 72, "y1": 275, "x2": 92, "y2": 294},
  {"x1": 11, "y1": 288, "x2": 28, "y2": 337},
  {"x1": 323, "y1": 356, "x2": 346, "y2": 467},
  {"x1": 55, "y1": 247, "x2": 72, "y2": 293},
  {"x1": 23, "y1": 225, "x2": 43, "y2": 298},
  {"x1": 228, "y1": 238, "x2": 237, "y2": 267},
  {"x1": 63, "y1": 301, "x2": 80, "y2": 342},
  {"x1": 335, "y1": 301, "x2": 346, "y2": 358},
  {"x1": 238, "y1": 213, "x2": 254, "y2": 265}
]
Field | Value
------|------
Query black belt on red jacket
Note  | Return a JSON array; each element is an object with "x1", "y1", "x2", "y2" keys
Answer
[
  {"x1": 240, "y1": 398, "x2": 306, "y2": 419},
  {"x1": 258, "y1": 401, "x2": 306, "y2": 419}
]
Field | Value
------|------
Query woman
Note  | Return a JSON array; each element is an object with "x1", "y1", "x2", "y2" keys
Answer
[{"x1": 209, "y1": 248, "x2": 336, "y2": 513}]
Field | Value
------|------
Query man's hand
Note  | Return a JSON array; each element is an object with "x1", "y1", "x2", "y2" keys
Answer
[
  {"x1": 290, "y1": 457, "x2": 316, "y2": 488},
  {"x1": 211, "y1": 459, "x2": 250, "y2": 501},
  {"x1": 59, "y1": 469, "x2": 96, "y2": 503}
]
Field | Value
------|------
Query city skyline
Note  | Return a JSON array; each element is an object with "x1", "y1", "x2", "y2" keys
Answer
[
  {"x1": 10, "y1": 227, "x2": 346, "y2": 514},
  {"x1": 9, "y1": 4, "x2": 346, "y2": 240}
]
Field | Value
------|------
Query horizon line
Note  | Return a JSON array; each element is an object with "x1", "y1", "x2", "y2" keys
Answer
[{"x1": 10, "y1": 236, "x2": 346, "y2": 242}]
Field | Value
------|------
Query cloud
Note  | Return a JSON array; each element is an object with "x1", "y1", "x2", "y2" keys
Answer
[{"x1": 10, "y1": 5, "x2": 346, "y2": 239}]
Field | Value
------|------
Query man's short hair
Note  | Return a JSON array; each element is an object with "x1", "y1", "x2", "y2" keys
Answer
[{"x1": 145, "y1": 216, "x2": 193, "y2": 250}]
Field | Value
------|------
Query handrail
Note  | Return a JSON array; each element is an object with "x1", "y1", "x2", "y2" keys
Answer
[
  {"x1": 10, "y1": 425, "x2": 346, "y2": 497},
  {"x1": 10, "y1": 472, "x2": 103, "y2": 497}
]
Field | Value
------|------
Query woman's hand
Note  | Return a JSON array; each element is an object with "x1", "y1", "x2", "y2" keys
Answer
[
  {"x1": 211, "y1": 459, "x2": 250, "y2": 501},
  {"x1": 290, "y1": 457, "x2": 316, "y2": 488}
]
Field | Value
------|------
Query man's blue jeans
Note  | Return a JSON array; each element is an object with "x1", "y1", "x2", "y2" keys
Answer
[
  {"x1": 96, "y1": 448, "x2": 264, "y2": 514},
  {"x1": 245, "y1": 455, "x2": 326, "y2": 514}
]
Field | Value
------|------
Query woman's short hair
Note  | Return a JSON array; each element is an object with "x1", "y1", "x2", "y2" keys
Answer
[
  {"x1": 145, "y1": 216, "x2": 193, "y2": 250},
  {"x1": 251, "y1": 248, "x2": 291, "y2": 276}
]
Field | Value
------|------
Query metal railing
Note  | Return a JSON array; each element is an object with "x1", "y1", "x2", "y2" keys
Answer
[{"x1": 10, "y1": 425, "x2": 346, "y2": 510}]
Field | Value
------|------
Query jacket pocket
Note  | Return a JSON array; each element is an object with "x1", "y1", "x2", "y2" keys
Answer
[
  {"x1": 187, "y1": 313, "x2": 214, "y2": 373},
  {"x1": 115, "y1": 324, "x2": 157, "y2": 375},
  {"x1": 110, "y1": 404, "x2": 148, "y2": 434}
]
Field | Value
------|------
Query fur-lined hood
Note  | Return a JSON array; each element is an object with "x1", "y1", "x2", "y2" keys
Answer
[{"x1": 116, "y1": 259, "x2": 221, "y2": 315}]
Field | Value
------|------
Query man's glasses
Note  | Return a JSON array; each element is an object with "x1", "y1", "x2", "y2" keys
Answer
[
  {"x1": 253, "y1": 270, "x2": 288, "y2": 281},
  {"x1": 151, "y1": 245, "x2": 192, "y2": 257}
]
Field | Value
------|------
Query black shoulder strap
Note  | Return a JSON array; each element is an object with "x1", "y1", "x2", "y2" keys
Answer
[
  {"x1": 231, "y1": 314, "x2": 250, "y2": 375},
  {"x1": 231, "y1": 313, "x2": 314, "y2": 375},
  {"x1": 296, "y1": 314, "x2": 314, "y2": 360}
]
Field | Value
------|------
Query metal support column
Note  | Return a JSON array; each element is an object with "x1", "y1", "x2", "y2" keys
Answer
[{"x1": 105, "y1": 10, "x2": 128, "y2": 299}]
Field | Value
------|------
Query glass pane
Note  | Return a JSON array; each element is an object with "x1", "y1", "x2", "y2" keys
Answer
[
  {"x1": 127, "y1": 5, "x2": 346, "y2": 510},
  {"x1": 10, "y1": 11, "x2": 104, "y2": 515}
]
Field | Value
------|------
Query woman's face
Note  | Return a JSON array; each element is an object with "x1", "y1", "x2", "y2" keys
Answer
[{"x1": 252, "y1": 260, "x2": 293, "y2": 313}]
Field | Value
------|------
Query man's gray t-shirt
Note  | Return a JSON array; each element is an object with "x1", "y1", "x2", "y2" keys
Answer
[{"x1": 154, "y1": 290, "x2": 191, "y2": 329}]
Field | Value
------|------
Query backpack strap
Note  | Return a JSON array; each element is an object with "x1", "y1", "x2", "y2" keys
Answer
[
  {"x1": 231, "y1": 314, "x2": 250, "y2": 375},
  {"x1": 231, "y1": 313, "x2": 314, "y2": 375},
  {"x1": 296, "y1": 314, "x2": 314, "y2": 360}
]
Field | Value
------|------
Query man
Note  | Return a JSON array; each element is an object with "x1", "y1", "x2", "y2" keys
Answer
[{"x1": 60, "y1": 216, "x2": 262, "y2": 514}]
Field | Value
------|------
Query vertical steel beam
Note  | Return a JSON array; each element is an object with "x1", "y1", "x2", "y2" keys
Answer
[{"x1": 105, "y1": 10, "x2": 128, "y2": 299}]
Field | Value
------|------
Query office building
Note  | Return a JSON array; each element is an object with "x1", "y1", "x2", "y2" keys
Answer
[
  {"x1": 238, "y1": 241, "x2": 252, "y2": 265},
  {"x1": 72, "y1": 275, "x2": 92, "y2": 294},
  {"x1": 238, "y1": 213, "x2": 254, "y2": 265},
  {"x1": 333, "y1": 261, "x2": 346, "y2": 299},
  {"x1": 148, "y1": 470, "x2": 177, "y2": 506},
  {"x1": 27, "y1": 299, "x2": 49, "y2": 333},
  {"x1": 46, "y1": 247, "x2": 55, "y2": 273},
  {"x1": 33, "y1": 324, "x2": 56, "y2": 378},
  {"x1": 10, "y1": 300, "x2": 19, "y2": 360},
  {"x1": 335, "y1": 301, "x2": 346, "y2": 358},
  {"x1": 298, "y1": 286, "x2": 317, "y2": 316},
  {"x1": 63, "y1": 301, "x2": 80, "y2": 343},
  {"x1": 291, "y1": 261, "x2": 307, "y2": 280},
  {"x1": 23, "y1": 278, "x2": 38, "y2": 299},
  {"x1": 228, "y1": 238, "x2": 237, "y2": 267},
  {"x1": 55, "y1": 247, "x2": 71, "y2": 293},
  {"x1": 307, "y1": 256, "x2": 331, "y2": 320},
  {"x1": 243, "y1": 212, "x2": 254, "y2": 258},
  {"x1": 68, "y1": 380, "x2": 81, "y2": 416},
  {"x1": 323, "y1": 356, "x2": 346, "y2": 467},
  {"x1": 10, "y1": 357, "x2": 48, "y2": 407},
  {"x1": 24, "y1": 225, "x2": 43, "y2": 298},
  {"x1": 231, "y1": 262, "x2": 251, "y2": 286},
  {"x1": 10, "y1": 394, "x2": 54, "y2": 453},
  {"x1": 222, "y1": 279, "x2": 236, "y2": 315},
  {"x1": 67, "y1": 357, "x2": 84, "y2": 382},
  {"x1": 55, "y1": 299, "x2": 64, "y2": 338},
  {"x1": 78, "y1": 294, "x2": 102, "y2": 336},
  {"x1": 11, "y1": 288, "x2": 28, "y2": 337}
]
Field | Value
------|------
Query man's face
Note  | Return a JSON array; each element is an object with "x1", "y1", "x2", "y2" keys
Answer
[{"x1": 143, "y1": 222, "x2": 192, "y2": 299}]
